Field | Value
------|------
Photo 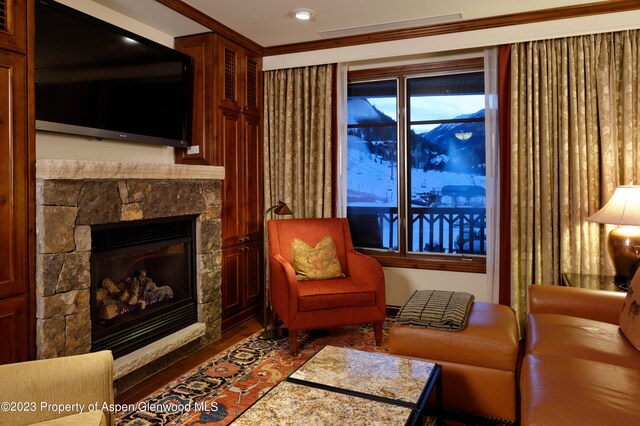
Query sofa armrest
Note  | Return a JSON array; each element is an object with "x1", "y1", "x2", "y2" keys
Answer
[
  {"x1": 528, "y1": 284, "x2": 626, "y2": 325},
  {"x1": 31, "y1": 410, "x2": 108, "y2": 426},
  {"x1": 0, "y1": 351, "x2": 114, "y2": 426}
]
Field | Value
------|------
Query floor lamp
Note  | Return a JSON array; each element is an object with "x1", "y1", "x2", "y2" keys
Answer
[{"x1": 260, "y1": 200, "x2": 293, "y2": 339}]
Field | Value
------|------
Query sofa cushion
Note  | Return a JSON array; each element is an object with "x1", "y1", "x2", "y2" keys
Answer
[
  {"x1": 297, "y1": 278, "x2": 375, "y2": 311},
  {"x1": 526, "y1": 313, "x2": 640, "y2": 369},
  {"x1": 619, "y1": 268, "x2": 640, "y2": 350},
  {"x1": 389, "y1": 302, "x2": 519, "y2": 371},
  {"x1": 291, "y1": 236, "x2": 345, "y2": 281},
  {"x1": 521, "y1": 354, "x2": 640, "y2": 425}
]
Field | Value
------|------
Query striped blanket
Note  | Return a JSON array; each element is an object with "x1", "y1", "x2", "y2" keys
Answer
[{"x1": 396, "y1": 290, "x2": 474, "y2": 331}]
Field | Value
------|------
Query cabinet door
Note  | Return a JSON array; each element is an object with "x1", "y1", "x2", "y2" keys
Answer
[
  {"x1": 0, "y1": 295, "x2": 28, "y2": 364},
  {"x1": 243, "y1": 113, "x2": 262, "y2": 242},
  {"x1": 221, "y1": 245, "x2": 242, "y2": 319},
  {"x1": 244, "y1": 240, "x2": 263, "y2": 310},
  {"x1": 218, "y1": 106, "x2": 245, "y2": 246},
  {"x1": 175, "y1": 33, "x2": 215, "y2": 165},
  {"x1": 0, "y1": 49, "x2": 27, "y2": 301},
  {"x1": 0, "y1": 0, "x2": 26, "y2": 54},
  {"x1": 215, "y1": 36, "x2": 243, "y2": 113},
  {"x1": 244, "y1": 55, "x2": 261, "y2": 117},
  {"x1": 221, "y1": 243, "x2": 263, "y2": 331},
  {"x1": 243, "y1": 54, "x2": 262, "y2": 241}
]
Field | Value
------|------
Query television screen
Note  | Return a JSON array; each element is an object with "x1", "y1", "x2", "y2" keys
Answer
[{"x1": 35, "y1": 0, "x2": 192, "y2": 147}]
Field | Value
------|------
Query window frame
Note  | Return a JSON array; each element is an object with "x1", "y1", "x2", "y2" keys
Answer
[{"x1": 346, "y1": 58, "x2": 486, "y2": 274}]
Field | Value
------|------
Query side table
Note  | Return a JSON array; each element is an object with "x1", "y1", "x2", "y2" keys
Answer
[{"x1": 561, "y1": 272, "x2": 627, "y2": 292}]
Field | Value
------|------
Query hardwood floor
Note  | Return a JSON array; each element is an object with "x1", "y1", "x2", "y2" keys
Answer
[{"x1": 116, "y1": 315, "x2": 263, "y2": 405}]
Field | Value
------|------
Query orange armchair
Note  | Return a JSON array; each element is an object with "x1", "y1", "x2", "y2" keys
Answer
[{"x1": 267, "y1": 218, "x2": 386, "y2": 354}]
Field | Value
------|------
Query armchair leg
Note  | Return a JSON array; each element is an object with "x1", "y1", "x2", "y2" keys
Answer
[
  {"x1": 289, "y1": 330, "x2": 298, "y2": 355},
  {"x1": 374, "y1": 321, "x2": 383, "y2": 346}
]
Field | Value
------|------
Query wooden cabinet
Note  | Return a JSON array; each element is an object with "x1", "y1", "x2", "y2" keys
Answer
[
  {"x1": 0, "y1": 296, "x2": 28, "y2": 364},
  {"x1": 175, "y1": 33, "x2": 263, "y2": 331},
  {"x1": 174, "y1": 33, "x2": 215, "y2": 165},
  {"x1": 215, "y1": 36, "x2": 264, "y2": 330},
  {"x1": 220, "y1": 240, "x2": 262, "y2": 330},
  {"x1": 0, "y1": 19, "x2": 30, "y2": 364},
  {"x1": 0, "y1": 0, "x2": 27, "y2": 54}
]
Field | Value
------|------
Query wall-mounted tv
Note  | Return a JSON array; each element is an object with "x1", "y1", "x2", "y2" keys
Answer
[{"x1": 35, "y1": 0, "x2": 192, "y2": 148}]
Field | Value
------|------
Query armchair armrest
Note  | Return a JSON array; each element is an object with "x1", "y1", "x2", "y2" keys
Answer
[
  {"x1": 0, "y1": 351, "x2": 114, "y2": 426},
  {"x1": 346, "y1": 250, "x2": 386, "y2": 314},
  {"x1": 528, "y1": 284, "x2": 626, "y2": 325},
  {"x1": 269, "y1": 253, "x2": 300, "y2": 324}
]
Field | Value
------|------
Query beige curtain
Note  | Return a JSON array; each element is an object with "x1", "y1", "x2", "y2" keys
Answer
[
  {"x1": 263, "y1": 65, "x2": 333, "y2": 219},
  {"x1": 510, "y1": 31, "x2": 640, "y2": 323}
]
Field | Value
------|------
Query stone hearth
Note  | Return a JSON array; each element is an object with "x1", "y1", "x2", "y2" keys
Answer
[{"x1": 35, "y1": 160, "x2": 224, "y2": 369}]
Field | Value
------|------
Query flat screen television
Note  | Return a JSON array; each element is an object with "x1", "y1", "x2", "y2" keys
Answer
[{"x1": 35, "y1": 0, "x2": 192, "y2": 148}]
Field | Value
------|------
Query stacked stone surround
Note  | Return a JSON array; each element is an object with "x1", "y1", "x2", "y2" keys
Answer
[{"x1": 35, "y1": 159, "x2": 225, "y2": 360}]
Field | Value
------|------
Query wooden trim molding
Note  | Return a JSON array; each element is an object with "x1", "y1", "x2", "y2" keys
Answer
[
  {"x1": 365, "y1": 252, "x2": 487, "y2": 274},
  {"x1": 348, "y1": 58, "x2": 484, "y2": 81},
  {"x1": 153, "y1": 0, "x2": 262, "y2": 54},
  {"x1": 263, "y1": 0, "x2": 640, "y2": 56}
]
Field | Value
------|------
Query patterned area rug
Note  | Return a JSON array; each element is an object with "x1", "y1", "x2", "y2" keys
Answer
[{"x1": 116, "y1": 325, "x2": 390, "y2": 425}]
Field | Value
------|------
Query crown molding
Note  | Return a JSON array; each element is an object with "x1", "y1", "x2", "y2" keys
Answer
[
  {"x1": 154, "y1": 0, "x2": 263, "y2": 54},
  {"x1": 263, "y1": 0, "x2": 640, "y2": 56}
]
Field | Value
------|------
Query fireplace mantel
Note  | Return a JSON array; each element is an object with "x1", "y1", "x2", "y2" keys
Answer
[{"x1": 36, "y1": 159, "x2": 224, "y2": 181}]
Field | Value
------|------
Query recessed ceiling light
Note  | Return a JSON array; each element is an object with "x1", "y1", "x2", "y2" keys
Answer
[{"x1": 291, "y1": 8, "x2": 315, "y2": 21}]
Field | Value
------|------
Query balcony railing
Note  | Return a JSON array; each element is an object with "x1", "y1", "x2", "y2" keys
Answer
[{"x1": 347, "y1": 206, "x2": 487, "y2": 255}]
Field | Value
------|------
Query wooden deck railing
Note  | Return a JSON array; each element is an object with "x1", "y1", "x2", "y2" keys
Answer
[{"x1": 347, "y1": 206, "x2": 486, "y2": 255}]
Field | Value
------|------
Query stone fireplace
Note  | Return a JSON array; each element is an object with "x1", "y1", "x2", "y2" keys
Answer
[{"x1": 35, "y1": 159, "x2": 224, "y2": 382}]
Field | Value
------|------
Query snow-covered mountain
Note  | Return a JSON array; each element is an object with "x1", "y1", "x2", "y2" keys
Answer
[{"x1": 347, "y1": 98, "x2": 486, "y2": 174}]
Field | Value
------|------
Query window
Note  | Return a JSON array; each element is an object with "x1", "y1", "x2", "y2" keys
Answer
[{"x1": 345, "y1": 62, "x2": 487, "y2": 272}]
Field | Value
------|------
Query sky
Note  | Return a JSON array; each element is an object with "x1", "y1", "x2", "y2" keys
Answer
[{"x1": 368, "y1": 95, "x2": 485, "y2": 132}]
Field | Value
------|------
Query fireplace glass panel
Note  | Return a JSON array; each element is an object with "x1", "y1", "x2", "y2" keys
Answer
[{"x1": 91, "y1": 216, "x2": 197, "y2": 357}]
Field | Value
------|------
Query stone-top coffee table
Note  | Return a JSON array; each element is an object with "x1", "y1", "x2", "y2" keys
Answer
[{"x1": 231, "y1": 345, "x2": 441, "y2": 425}]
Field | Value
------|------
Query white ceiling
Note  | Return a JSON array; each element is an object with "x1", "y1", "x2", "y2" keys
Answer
[{"x1": 92, "y1": 0, "x2": 606, "y2": 47}]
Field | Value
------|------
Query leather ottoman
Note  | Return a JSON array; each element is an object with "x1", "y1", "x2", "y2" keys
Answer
[{"x1": 388, "y1": 302, "x2": 519, "y2": 422}]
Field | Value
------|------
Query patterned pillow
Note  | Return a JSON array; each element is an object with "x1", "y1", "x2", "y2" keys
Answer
[
  {"x1": 620, "y1": 268, "x2": 640, "y2": 351},
  {"x1": 291, "y1": 236, "x2": 345, "y2": 281}
]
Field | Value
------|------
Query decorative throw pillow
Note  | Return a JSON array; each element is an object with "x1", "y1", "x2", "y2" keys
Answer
[
  {"x1": 291, "y1": 236, "x2": 345, "y2": 281},
  {"x1": 620, "y1": 268, "x2": 640, "y2": 351}
]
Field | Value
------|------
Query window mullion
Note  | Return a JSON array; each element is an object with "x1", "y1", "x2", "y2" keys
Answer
[{"x1": 397, "y1": 77, "x2": 408, "y2": 256}]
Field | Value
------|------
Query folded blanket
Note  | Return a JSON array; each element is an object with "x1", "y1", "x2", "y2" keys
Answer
[{"x1": 396, "y1": 290, "x2": 474, "y2": 331}]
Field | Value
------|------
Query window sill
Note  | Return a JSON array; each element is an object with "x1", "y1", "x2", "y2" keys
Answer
[{"x1": 360, "y1": 251, "x2": 486, "y2": 274}]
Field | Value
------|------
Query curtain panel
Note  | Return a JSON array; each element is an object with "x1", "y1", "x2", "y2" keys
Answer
[
  {"x1": 263, "y1": 65, "x2": 334, "y2": 219},
  {"x1": 510, "y1": 31, "x2": 640, "y2": 323}
]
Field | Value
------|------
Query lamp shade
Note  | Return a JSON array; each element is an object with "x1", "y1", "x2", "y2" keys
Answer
[
  {"x1": 587, "y1": 186, "x2": 640, "y2": 226},
  {"x1": 264, "y1": 200, "x2": 293, "y2": 218}
]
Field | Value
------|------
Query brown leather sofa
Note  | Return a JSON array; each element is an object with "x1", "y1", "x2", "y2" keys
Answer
[
  {"x1": 388, "y1": 302, "x2": 519, "y2": 422},
  {"x1": 521, "y1": 285, "x2": 640, "y2": 425}
]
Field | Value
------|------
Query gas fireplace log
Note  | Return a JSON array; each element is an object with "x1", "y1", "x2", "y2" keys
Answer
[
  {"x1": 101, "y1": 278, "x2": 120, "y2": 295},
  {"x1": 96, "y1": 271, "x2": 174, "y2": 321},
  {"x1": 128, "y1": 277, "x2": 140, "y2": 306},
  {"x1": 99, "y1": 299, "x2": 120, "y2": 320}
]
